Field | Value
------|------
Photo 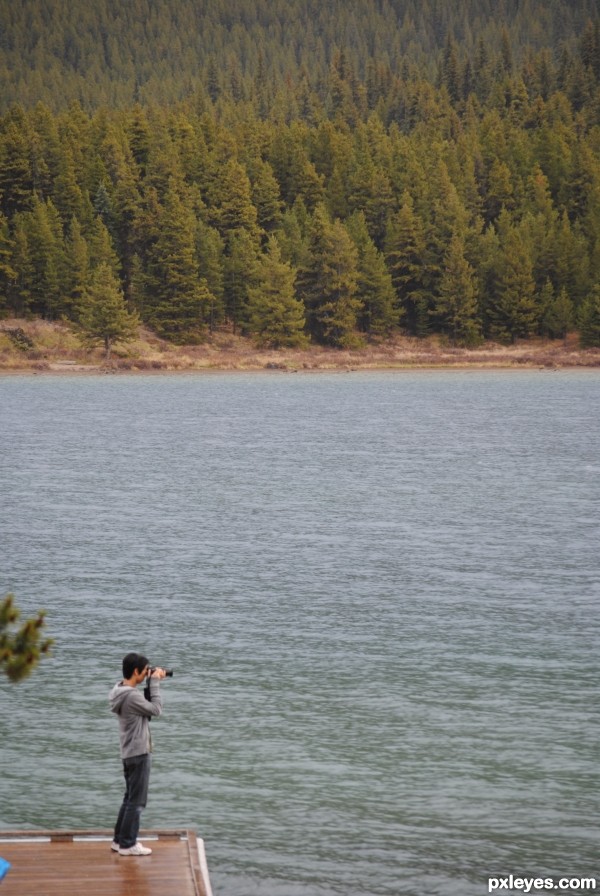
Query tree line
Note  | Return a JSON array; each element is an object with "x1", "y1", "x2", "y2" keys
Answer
[
  {"x1": 1, "y1": 0, "x2": 597, "y2": 112},
  {"x1": 0, "y1": 4, "x2": 600, "y2": 349}
]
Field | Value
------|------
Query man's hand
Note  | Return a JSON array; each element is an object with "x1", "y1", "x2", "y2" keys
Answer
[{"x1": 150, "y1": 667, "x2": 167, "y2": 679}]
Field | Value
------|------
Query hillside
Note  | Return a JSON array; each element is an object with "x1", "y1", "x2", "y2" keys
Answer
[
  {"x1": 0, "y1": 0, "x2": 597, "y2": 111},
  {"x1": 0, "y1": 0, "x2": 599, "y2": 354}
]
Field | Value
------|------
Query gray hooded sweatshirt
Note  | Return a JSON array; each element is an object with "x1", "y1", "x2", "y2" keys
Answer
[{"x1": 109, "y1": 679, "x2": 163, "y2": 759}]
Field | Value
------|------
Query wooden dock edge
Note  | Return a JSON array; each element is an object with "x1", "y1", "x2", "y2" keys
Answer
[
  {"x1": 0, "y1": 828, "x2": 214, "y2": 896},
  {"x1": 195, "y1": 835, "x2": 214, "y2": 896}
]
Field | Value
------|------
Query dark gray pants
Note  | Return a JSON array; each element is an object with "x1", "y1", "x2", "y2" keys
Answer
[{"x1": 114, "y1": 753, "x2": 152, "y2": 848}]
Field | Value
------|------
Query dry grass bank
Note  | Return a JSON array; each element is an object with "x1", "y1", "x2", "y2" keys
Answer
[{"x1": 1, "y1": 318, "x2": 599, "y2": 374}]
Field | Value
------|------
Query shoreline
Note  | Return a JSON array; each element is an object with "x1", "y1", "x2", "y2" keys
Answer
[
  {"x1": 3, "y1": 355, "x2": 600, "y2": 376},
  {"x1": 1, "y1": 320, "x2": 600, "y2": 375}
]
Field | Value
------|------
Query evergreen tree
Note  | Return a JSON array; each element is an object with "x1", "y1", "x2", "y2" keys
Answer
[
  {"x1": 79, "y1": 262, "x2": 139, "y2": 359},
  {"x1": 31, "y1": 101, "x2": 63, "y2": 196},
  {"x1": 486, "y1": 213, "x2": 539, "y2": 343},
  {"x1": 578, "y1": 285, "x2": 600, "y2": 348},
  {"x1": 206, "y1": 157, "x2": 259, "y2": 240},
  {"x1": 15, "y1": 197, "x2": 64, "y2": 319},
  {"x1": 269, "y1": 127, "x2": 325, "y2": 210},
  {"x1": 442, "y1": 37, "x2": 462, "y2": 105},
  {"x1": 0, "y1": 115, "x2": 34, "y2": 217},
  {"x1": 346, "y1": 211, "x2": 397, "y2": 338},
  {"x1": 10, "y1": 220, "x2": 33, "y2": 315},
  {"x1": 146, "y1": 183, "x2": 212, "y2": 342},
  {"x1": 297, "y1": 205, "x2": 361, "y2": 348},
  {"x1": 223, "y1": 227, "x2": 259, "y2": 333},
  {"x1": 130, "y1": 185, "x2": 162, "y2": 320},
  {"x1": 553, "y1": 211, "x2": 591, "y2": 306},
  {"x1": 427, "y1": 159, "x2": 471, "y2": 300},
  {"x1": 485, "y1": 158, "x2": 515, "y2": 223},
  {"x1": 195, "y1": 219, "x2": 226, "y2": 332},
  {"x1": 0, "y1": 212, "x2": 15, "y2": 314},
  {"x1": 246, "y1": 236, "x2": 307, "y2": 347},
  {"x1": 128, "y1": 105, "x2": 152, "y2": 177},
  {"x1": 384, "y1": 193, "x2": 429, "y2": 336},
  {"x1": 107, "y1": 157, "x2": 142, "y2": 302},
  {"x1": 93, "y1": 181, "x2": 116, "y2": 233},
  {"x1": 64, "y1": 216, "x2": 90, "y2": 321},
  {"x1": 542, "y1": 285, "x2": 574, "y2": 342},
  {"x1": 52, "y1": 144, "x2": 90, "y2": 227},
  {"x1": 522, "y1": 166, "x2": 560, "y2": 292},
  {"x1": 88, "y1": 215, "x2": 120, "y2": 275},
  {"x1": 250, "y1": 158, "x2": 284, "y2": 236},
  {"x1": 435, "y1": 231, "x2": 481, "y2": 346},
  {"x1": 276, "y1": 200, "x2": 309, "y2": 269}
]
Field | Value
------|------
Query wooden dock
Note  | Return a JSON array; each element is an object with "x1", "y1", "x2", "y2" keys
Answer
[{"x1": 0, "y1": 829, "x2": 213, "y2": 896}]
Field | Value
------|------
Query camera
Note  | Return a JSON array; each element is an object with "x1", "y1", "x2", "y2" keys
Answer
[{"x1": 144, "y1": 666, "x2": 174, "y2": 704}]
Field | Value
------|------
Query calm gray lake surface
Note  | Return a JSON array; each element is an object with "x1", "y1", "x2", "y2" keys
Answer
[{"x1": 0, "y1": 370, "x2": 598, "y2": 896}]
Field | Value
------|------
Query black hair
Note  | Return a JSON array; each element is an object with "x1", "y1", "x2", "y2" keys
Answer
[{"x1": 122, "y1": 652, "x2": 149, "y2": 679}]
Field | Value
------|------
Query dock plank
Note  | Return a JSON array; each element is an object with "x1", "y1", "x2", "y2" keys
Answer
[{"x1": 0, "y1": 830, "x2": 211, "y2": 896}]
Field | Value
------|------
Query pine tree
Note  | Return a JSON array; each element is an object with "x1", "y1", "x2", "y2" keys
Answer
[
  {"x1": 346, "y1": 211, "x2": 397, "y2": 338},
  {"x1": 442, "y1": 37, "x2": 462, "y2": 105},
  {"x1": 427, "y1": 160, "x2": 470, "y2": 297},
  {"x1": 52, "y1": 144, "x2": 91, "y2": 227},
  {"x1": 130, "y1": 185, "x2": 162, "y2": 321},
  {"x1": 553, "y1": 211, "x2": 591, "y2": 306},
  {"x1": 0, "y1": 115, "x2": 34, "y2": 217},
  {"x1": 0, "y1": 212, "x2": 15, "y2": 314},
  {"x1": 485, "y1": 158, "x2": 515, "y2": 223},
  {"x1": 88, "y1": 216, "x2": 120, "y2": 275},
  {"x1": 206, "y1": 157, "x2": 259, "y2": 240},
  {"x1": 93, "y1": 182, "x2": 116, "y2": 234},
  {"x1": 16, "y1": 197, "x2": 64, "y2": 319},
  {"x1": 269, "y1": 127, "x2": 325, "y2": 210},
  {"x1": 250, "y1": 158, "x2": 284, "y2": 236},
  {"x1": 384, "y1": 193, "x2": 429, "y2": 336},
  {"x1": 542, "y1": 285, "x2": 574, "y2": 343},
  {"x1": 297, "y1": 205, "x2": 361, "y2": 348},
  {"x1": 146, "y1": 183, "x2": 212, "y2": 342},
  {"x1": 522, "y1": 166, "x2": 559, "y2": 291},
  {"x1": 9, "y1": 219, "x2": 33, "y2": 315},
  {"x1": 79, "y1": 262, "x2": 139, "y2": 359},
  {"x1": 31, "y1": 101, "x2": 63, "y2": 196},
  {"x1": 223, "y1": 227, "x2": 259, "y2": 333},
  {"x1": 276, "y1": 200, "x2": 309, "y2": 269},
  {"x1": 486, "y1": 214, "x2": 539, "y2": 343},
  {"x1": 578, "y1": 285, "x2": 600, "y2": 348},
  {"x1": 246, "y1": 235, "x2": 307, "y2": 347},
  {"x1": 195, "y1": 219, "x2": 226, "y2": 332},
  {"x1": 64, "y1": 216, "x2": 90, "y2": 321},
  {"x1": 435, "y1": 231, "x2": 481, "y2": 346},
  {"x1": 106, "y1": 151, "x2": 142, "y2": 302},
  {"x1": 128, "y1": 105, "x2": 152, "y2": 177}
]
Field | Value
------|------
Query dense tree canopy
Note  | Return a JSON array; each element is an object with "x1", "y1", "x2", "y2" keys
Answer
[{"x1": 0, "y1": 0, "x2": 599, "y2": 346}]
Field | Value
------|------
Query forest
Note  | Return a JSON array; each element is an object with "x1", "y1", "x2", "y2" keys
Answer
[{"x1": 1, "y1": 0, "x2": 600, "y2": 351}]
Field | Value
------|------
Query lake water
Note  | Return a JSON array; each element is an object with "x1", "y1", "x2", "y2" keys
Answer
[{"x1": 0, "y1": 370, "x2": 598, "y2": 896}]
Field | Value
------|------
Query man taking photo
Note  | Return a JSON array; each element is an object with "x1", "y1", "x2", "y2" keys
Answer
[{"x1": 109, "y1": 652, "x2": 167, "y2": 856}]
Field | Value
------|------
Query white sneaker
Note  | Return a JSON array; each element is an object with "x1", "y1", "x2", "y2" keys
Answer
[
  {"x1": 111, "y1": 841, "x2": 119, "y2": 852},
  {"x1": 118, "y1": 842, "x2": 152, "y2": 856}
]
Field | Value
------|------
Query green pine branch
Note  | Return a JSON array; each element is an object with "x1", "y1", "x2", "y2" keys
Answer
[{"x1": 0, "y1": 594, "x2": 53, "y2": 683}]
